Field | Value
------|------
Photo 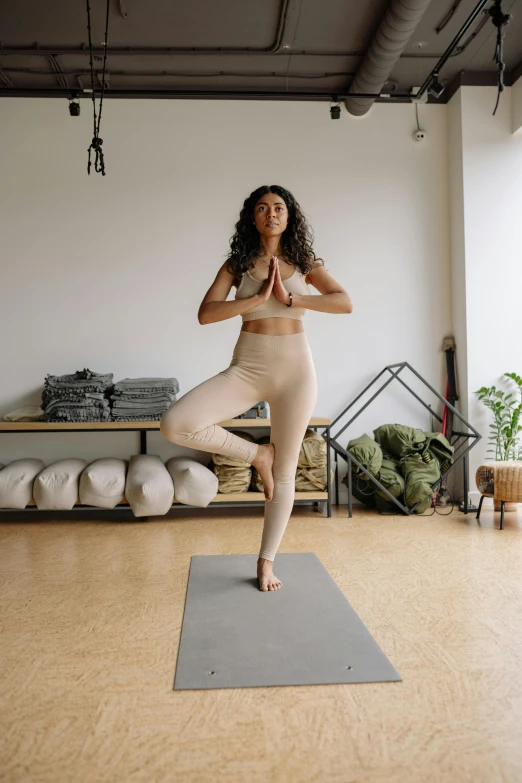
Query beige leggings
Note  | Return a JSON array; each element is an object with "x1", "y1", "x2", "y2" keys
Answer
[{"x1": 160, "y1": 330, "x2": 317, "y2": 561}]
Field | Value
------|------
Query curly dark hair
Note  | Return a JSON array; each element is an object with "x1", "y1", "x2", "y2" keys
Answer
[{"x1": 225, "y1": 185, "x2": 324, "y2": 283}]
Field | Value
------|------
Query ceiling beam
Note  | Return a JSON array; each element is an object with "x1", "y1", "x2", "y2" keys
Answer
[
  {"x1": 511, "y1": 59, "x2": 522, "y2": 85},
  {"x1": 444, "y1": 70, "x2": 514, "y2": 103}
]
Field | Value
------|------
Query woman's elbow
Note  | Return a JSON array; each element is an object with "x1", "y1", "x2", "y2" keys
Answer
[{"x1": 198, "y1": 306, "x2": 210, "y2": 325}]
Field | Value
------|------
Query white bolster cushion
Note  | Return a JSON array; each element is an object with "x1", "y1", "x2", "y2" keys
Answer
[
  {"x1": 0, "y1": 458, "x2": 45, "y2": 509},
  {"x1": 79, "y1": 458, "x2": 128, "y2": 508},
  {"x1": 166, "y1": 456, "x2": 218, "y2": 507},
  {"x1": 33, "y1": 458, "x2": 88, "y2": 510},
  {"x1": 125, "y1": 454, "x2": 174, "y2": 517}
]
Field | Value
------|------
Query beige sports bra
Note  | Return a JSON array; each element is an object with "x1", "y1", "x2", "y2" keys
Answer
[{"x1": 234, "y1": 265, "x2": 311, "y2": 321}]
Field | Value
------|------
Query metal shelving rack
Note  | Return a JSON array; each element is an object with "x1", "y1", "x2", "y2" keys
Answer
[{"x1": 328, "y1": 362, "x2": 481, "y2": 517}]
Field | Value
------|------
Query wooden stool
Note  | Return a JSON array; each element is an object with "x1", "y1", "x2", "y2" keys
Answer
[{"x1": 475, "y1": 461, "x2": 522, "y2": 530}]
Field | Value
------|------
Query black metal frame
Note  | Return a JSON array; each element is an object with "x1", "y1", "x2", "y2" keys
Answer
[
  {"x1": 328, "y1": 362, "x2": 481, "y2": 518},
  {"x1": 414, "y1": 0, "x2": 491, "y2": 102},
  {"x1": 0, "y1": 419, "x2": 332, "y2": 519}
]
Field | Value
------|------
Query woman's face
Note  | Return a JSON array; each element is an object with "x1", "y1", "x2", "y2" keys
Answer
[{"x1": 253, "y1": 192, "x2": 289, "y2": 239}]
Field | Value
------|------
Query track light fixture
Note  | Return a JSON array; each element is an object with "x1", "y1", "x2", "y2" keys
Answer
[
  {"x1": 68, "y1": 95, "x2": 81, "y2": 116},
  {"x1": 427, "y1": 73, "x2": 445, "y2": 99},
  {"x1": 330, "y1": 98, "x2": 341, "y2": 119}
]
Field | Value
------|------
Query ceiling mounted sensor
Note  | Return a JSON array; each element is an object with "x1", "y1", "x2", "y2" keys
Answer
[{"x1": 345, "y1": 0, "x2": 434, "y2": 117}]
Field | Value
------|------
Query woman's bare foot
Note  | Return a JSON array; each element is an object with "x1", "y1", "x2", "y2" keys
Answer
[
  {"x1": 251, "y1": 442, "x2": 275, "y2": 501},
  {"x1": 257, "y1": 557, "x2": 282, "y2": 591}
]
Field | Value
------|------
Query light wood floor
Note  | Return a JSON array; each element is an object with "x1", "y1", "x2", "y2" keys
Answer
[{"x1": 1, "y1": 501, "x2": 522, "y2": 783}]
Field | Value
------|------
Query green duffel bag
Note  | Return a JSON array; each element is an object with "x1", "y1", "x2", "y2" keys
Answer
[
  {"x1": 375, "y1": 493, "x2": 403, "y2": 513},
  {"x1": 400, "y1": 452, "x2": 441, "y2": 513},
  {"x1": 374, "y1": 424, "x2": 427, "y2": 459},
  {"x1": 422, "y1": 432, "x2": 454, "y2": 473},
  {"x1": 341, "y1": 469, "x2": 405, "y2": 512},
  {"x1": 346, "y1": 433, "x2": 383, "y2": 478},
  {"x1": 375, "y1": 448, "x2": 405, "y2": 501},
  {"x1": 341, "y1": 433, "x2": 383, "y2": 509},
  {"x1": 341, "y1": 470, "x2": 377, "y2": 508}
]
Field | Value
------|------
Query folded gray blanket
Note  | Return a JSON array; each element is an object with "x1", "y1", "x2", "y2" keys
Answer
[
  {"x1": 40, "y1": 370, "x2": 179, "y2": 423},
  {"x1": 44, "y1": 368, "x2": 114, "y2": 390},
  {"x1": 110, "y1": 414, "x2": 163, "y2": 421},
  {"x1": 111, "y1": 399, "x2": 176, "y2": 409},
  {"x1": 44, "y1": 399, "x2": 109, "y2": 414},
  {"x1": 113, "y1": 377, "x2": 179, "y2": 394},
  {"x1": 42, "y1": 390, "x2": 108, "y2": 406},
  {"x1": 110, "y1": 392, "x2": 175, "y2": 403},
  {"x1": 46, "y1": 408, "x2": 111, "y2": 422},
  {"x1": 112, "y1": 406, "x2": 171, "y2": 416}
]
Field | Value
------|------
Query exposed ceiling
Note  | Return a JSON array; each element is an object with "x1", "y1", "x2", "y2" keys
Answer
[{"x1": 0, "y1": 0, "x2": 521, "y2": 105}]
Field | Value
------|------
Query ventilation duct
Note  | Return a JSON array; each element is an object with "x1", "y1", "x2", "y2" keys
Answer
[{"x1": 345, "y1": 0, "x2": 434, "y2": 117}]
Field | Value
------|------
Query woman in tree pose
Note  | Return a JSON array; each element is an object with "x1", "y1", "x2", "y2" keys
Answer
[{"x1": 160, "y1": 185, "x2": 352, "y2": 592}]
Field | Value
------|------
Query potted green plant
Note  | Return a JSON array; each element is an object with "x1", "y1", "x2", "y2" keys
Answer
[{"x1": 475, "y1": 372, "x2": 522, "y2": 510}]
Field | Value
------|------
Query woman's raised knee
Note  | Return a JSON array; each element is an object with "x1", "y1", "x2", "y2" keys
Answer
[{"x1": 160, "y1": 406, "x2": 193, "y2": 443}]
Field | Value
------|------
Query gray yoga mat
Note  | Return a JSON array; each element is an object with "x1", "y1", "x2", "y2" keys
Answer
[{"x1": 173, "y1": 553, "x2": 401, "y2": 690}]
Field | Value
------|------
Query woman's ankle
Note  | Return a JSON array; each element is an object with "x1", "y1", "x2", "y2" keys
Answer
[{"x1": 251, "y1": 443, "x2": 263, "y2": 465}]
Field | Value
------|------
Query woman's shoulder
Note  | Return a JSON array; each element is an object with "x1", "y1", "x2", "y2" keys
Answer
[
  {"x1": 221, "y1": 258, "x2": 243, "y2": 287},
  {"x1": 303, "y1": 259, "x2": 325, "y2": 286},
  {"x1": 222, "y1": 258, "x2": 238, "y2": 272}
]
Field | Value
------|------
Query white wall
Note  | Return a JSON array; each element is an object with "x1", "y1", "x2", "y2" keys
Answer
[
  {"x1": 448, "y1": 85, "x2": 522, "y2": 503},
  {"x1": 0, "y1": 98, "x2": 452, "y2": 500}
]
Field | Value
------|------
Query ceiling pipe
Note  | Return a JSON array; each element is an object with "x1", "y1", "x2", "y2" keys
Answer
[
  {"x1": 0, "y1": 44, "x2": 469, "y2": 59},
  {"x1": 345, "y1": 0, "x2": 434, "y2": 117}
]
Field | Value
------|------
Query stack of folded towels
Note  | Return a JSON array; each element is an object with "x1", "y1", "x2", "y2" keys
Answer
[
  {"x1": 110, "y1": 377, "x2": 179, "y2": 421},
  {"x1": 42, "y1": 368, "x2": 113, "y2": 422}
]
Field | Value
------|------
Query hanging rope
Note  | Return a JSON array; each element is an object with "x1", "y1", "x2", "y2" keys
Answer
[
  {"x1": 487, "y1": 0, "x2": 512, "y2": 116},
  {"x1": 86, "y1": 0, "x2": 110, "y2": 175}
]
